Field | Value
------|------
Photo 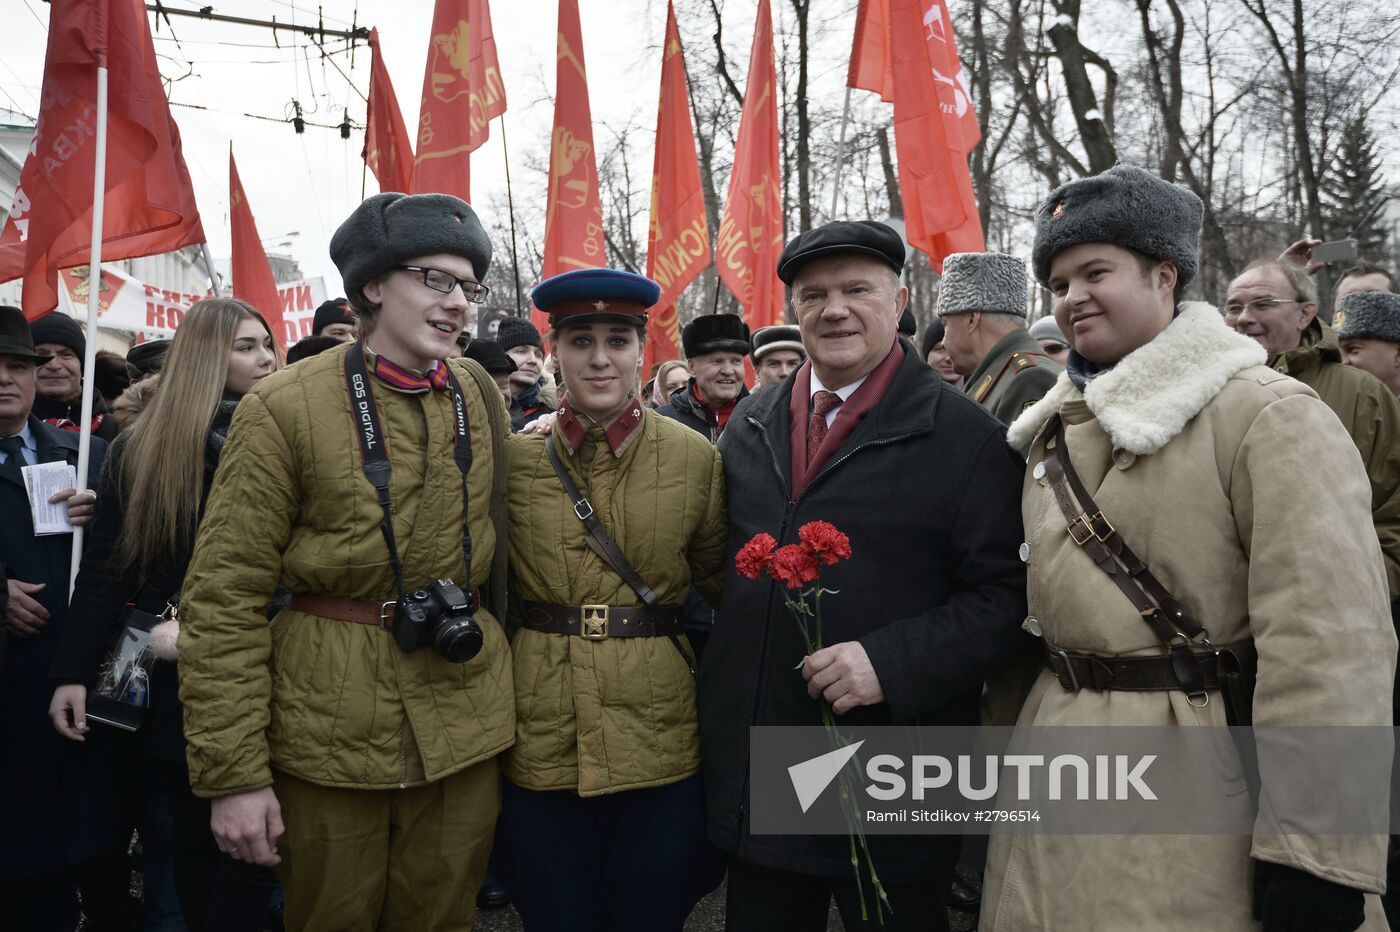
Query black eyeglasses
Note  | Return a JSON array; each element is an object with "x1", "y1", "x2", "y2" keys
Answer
[{"x1": 395, "y1": 265, "x2": 490, "y2": 304}]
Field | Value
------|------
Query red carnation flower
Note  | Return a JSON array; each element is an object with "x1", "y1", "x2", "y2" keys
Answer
[
  {"x1": 769, "y1": 544, "x2": 820, "y2": 590},
  {"x1": 799, "y1": 520, "x2": 852, "y2": 566},
  {"x1": 736, "y1": 533, "x2": 778, "y2": 580}
]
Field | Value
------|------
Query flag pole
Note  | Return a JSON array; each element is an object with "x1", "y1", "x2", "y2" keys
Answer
[
  {"x1": 201, "y1": 242, "x2": 222, "y2": 296},
  {"x1": 70, "y1": 64, "x2": 109, "y2": 593},
  {"x1": 829, "y1": 85, "x2": 853, "y2": 220},
  {"x1": 499, "y1": 116, "x2": 523, "y2": 316}
]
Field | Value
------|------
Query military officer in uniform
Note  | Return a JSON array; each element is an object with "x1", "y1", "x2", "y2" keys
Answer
[
  {"x1": 495, "y1": 268, "x2": 728, "y2": 931},
  {"x1": 937, "y1": 252, "x2": 1060, "y2": 448}
]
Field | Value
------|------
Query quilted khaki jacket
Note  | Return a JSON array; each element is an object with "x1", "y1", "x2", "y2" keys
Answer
[
  {"x1": 504, "y1": 410, "x2": 726, "y2": 796},
  {"x1": 180, "y1": 343, "x2": 515, "y2": 797}
]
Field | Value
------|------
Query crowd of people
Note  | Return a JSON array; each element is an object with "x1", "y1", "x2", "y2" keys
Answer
[{"x1": 2, "y1": 164, "x2": 1399, "y2": 932}]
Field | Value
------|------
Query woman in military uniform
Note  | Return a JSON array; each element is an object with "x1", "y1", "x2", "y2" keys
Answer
[{"x1": 495, "y1": 268, "x2": 728, "y2": 930}]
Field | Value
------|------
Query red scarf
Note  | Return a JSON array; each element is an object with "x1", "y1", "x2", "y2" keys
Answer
[{"x1": 692, "y1": 382, "x2": 739, "y2": 434}]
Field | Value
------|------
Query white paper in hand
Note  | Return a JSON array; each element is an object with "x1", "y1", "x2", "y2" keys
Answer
[{"x1": 22, "y1": 462, "x2": 78, "y2": 535}]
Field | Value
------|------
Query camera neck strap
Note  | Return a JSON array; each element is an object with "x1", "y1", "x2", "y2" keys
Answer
[{"x1": 344, "y1": 342, "x2": 474, "y2": 603}]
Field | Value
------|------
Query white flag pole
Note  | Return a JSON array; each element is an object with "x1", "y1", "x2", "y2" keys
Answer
[
  {"x1": 201, "y1": 242, "x2": 222, "y2": 296},
  {"x1": 69, "y1": 64, "x2": 109, "y2": 594},
  {"x1": 829, "y1": 85, "x2": 853, "y2": 220}
]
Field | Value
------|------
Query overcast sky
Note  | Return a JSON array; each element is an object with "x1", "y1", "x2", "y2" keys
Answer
[{"x1": 1, "y1": 0, "x2": 838, "y2": 297}]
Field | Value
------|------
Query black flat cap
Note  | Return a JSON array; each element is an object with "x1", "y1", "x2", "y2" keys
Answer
[
  {"x1": 330, "y1": 192, "x2": 492, "y2": 301},
  {"x1": 682, "y1": 313, "x2": 751, "y2": 359},
  {"x1": 777, "y1": 220, "x2": 905, "y2": 285},
  {"x1": 126, "y1": 338, "x2": 171, "y2": 377},
  {"x1": 462, "y1": 338, "x2": 518, "y2": 375},
  {"x1": 897, "y1": 307, "x2": 916, "y2": 336}
]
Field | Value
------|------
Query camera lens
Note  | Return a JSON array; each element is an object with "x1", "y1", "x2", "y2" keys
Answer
[{"x1": 435, "y1": 616, "x2": 484, "y2": 663}]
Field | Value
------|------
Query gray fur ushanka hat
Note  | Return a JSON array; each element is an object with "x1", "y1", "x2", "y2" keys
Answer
[
  {"x1": 1336, "y1": 291, "x2": 1400, "y2": 343},
  {"x1": 331, "y1": 192, "x2": 492, "y2": 301},
  {"x1": 935, "y1": 252, "x2": 1028, "y2": 318},
  {"x1": 1031, "y1": 164, "x2": 1203, "y2": 289}
]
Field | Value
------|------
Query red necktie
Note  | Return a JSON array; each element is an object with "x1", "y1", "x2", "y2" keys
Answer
[{"x1": 808, "y1": 390, "x2": 843, "y2": 461}]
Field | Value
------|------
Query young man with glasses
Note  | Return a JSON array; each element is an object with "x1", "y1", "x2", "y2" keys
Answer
[
  {"x1": 177, "y1": 193, "x2": 516, "y2": 931},
  {"x1": 1224, "y1": 259, "x2": 1400, "y2": 605}
]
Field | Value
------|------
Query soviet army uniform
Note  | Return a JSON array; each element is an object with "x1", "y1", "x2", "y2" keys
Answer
[{"x1": 965, "y1": 328, "x2": 1060, "y2": 444}]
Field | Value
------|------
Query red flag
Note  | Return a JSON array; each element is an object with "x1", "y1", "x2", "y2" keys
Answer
[
  {"x1": 644, "y1": 1, "x2": 709, "y2": 373},
  {"x1": 0, "y1": 0, "x2": 205, "y2": 319},
  {"x1": 536, "y1": 0, "x2": 606, "y2": 333},
  {"x1": 848, "y1": 0, "x2": 894, "y2": 101},
  {"x1": 411, "y1": 0, "x2": 507, "y2": 201},
  {"x1": 715, "y1": 0, "x2": 784, "y2": 332},
  {"x1": 363, "y1": 28, "x2": 414, "y2": 195},
  {"x1": 888, "y1": 0, "x2": 984, "y2": 268},
  {"x1": 229, "y1": 149, "x2": 288, "y2": 349}
]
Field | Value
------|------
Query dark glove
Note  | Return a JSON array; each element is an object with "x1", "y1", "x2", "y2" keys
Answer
[{"x1": 1251, "y1": 860, "x2": 1365, "y2": 932}]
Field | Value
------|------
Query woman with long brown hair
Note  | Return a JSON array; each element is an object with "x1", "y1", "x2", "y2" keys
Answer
[{"x1": 47, "y1": 298, "x2": 280, "y2": 931}]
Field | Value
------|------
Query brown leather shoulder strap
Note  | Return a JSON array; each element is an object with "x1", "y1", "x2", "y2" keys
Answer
[
  {"x1": 544, "y1": 439, "x2": 696, "y2": 674},
  {"x1": 1041, "y1": 416, "x2": 1210, "y2": 698}
]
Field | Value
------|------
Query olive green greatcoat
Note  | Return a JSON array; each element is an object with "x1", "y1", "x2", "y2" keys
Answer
[
  {"x1": 179, "y1": 343, "x2": 515, "y2": 797},
  {"x1": 965, "y1": 327, "x2": 1061, "y2": 440},
  {"x1": 504, "y1": 410, "x2": 726, "y2": 797},
  {"x1": 1273, "y1": 318, "x2": 1400, "y2": 598}
]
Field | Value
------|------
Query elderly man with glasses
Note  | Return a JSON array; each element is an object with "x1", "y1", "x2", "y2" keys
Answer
[{"x1": 1224, "y1": 259, "x2": 1400, "y2": 616}]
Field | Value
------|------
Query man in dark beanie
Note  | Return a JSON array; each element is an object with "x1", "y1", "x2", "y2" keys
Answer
[
  {"x1": 1337, "y1": 291, "x2": 1400, "y2": 397},
  {"x1": 751, "y1": 324, "x2": 805, "y2": 391},
  {"x1": 461, "y1": 337, "x2": 517, "y2": 410},
  {"x1": 29, "y1": 311, "x2": 118, "y2": 442},
  {"x1": 310, "y1": 298, "x2": 357, "y2": 342},
  {"x1": 658, "y1": 313, "x2": 751, "y2": 442},
  {"x1": 982, "y1": 164, "x2": 1394, "y2": 931},
  {"x1": 935, "y1": 251, "x2": 1058, "y2": 440},
  {"x1": 700, "y1": 219, "x2": 1029, "y2": 931},
  {"x1": 920, "y1": 317, "x2": 964, "y2": 389},
  {"x1": 496, "y1": 316, "x2": 554, "y2": 430},
  {"x1": 284, "y1": 334, "x2": 342, "y2": 366},
  {"x1": 177, "y1": 192, "x2": 515, "y2": 932}
]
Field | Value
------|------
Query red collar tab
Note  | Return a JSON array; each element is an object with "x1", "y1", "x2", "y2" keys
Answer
[{"x1": 556, "y1": 395, "x2": 646, "y2": 456}]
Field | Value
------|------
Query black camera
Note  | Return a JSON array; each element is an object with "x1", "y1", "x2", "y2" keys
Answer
[{"x1": 394, "y1": 579, "x2": 484, "y2": 663}]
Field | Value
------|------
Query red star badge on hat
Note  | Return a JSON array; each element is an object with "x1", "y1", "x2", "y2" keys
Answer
[
  {"x1": 592, "y1": 300, "x2": 609, "y2": 311},
  {"x1": 1052, "y1": 201, "x2": 1066, "y2": 219}
]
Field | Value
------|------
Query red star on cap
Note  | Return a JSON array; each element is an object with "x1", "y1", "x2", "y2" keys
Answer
[
  {"x1": 1052, "y1": 202, "x2": 1066, "y2": 219},
  {"x1": 592, "y1": 300, "x2": 609, "y2": 311}
]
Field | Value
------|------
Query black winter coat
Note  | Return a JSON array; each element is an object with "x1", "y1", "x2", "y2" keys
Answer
[
  {"x1": 657, "y1": 380, "x2": 750, "y2": 443},
  {"x1": 51, "y1": 402, "x2": 237, "y2": 763},
  {"x1": 33, "y1": 392, "x2": 120, "y2": 443},
  {"x1": 0, "y1": 417, "x2": 123, "y2": 878},
  {"x1": 699, "y1": 343, "x2": 1032, "y2": 882}
]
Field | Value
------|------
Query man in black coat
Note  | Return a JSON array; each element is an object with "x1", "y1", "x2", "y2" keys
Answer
[
  {"x1": 699, "y1": 222, "x2": 1031, "y2": 931},
  {"x1": 0, "y1": 306, "x2": 130, "y2": 930},
  {"x1": 658, "y1": 313, "x2": 752, "y2": 442}
]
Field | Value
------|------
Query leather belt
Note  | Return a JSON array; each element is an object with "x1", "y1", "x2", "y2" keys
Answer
[
  {"x1": 1044, "y1": 641, "x2": 1257, "y2": 693},
  {"x1": 290, "y1": 590, "x2": 479, "y2": 628},
  {"x1": 514, "y1": 600, "x2": 683, "y2": 640}
]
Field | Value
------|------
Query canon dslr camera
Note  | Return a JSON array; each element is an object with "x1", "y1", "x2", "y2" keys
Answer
[{"x1": 394, "y1": 579, "x2": 484, "y2": 663}]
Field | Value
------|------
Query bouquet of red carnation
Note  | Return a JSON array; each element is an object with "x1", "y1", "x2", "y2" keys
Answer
[{"x1": 736, "y1": 520, "x2": 889, "y2": 922}]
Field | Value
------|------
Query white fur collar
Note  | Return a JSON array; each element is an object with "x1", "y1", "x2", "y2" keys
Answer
[{"x1": 1006, "y1": 302, "x2": 1266, "y2": 455}]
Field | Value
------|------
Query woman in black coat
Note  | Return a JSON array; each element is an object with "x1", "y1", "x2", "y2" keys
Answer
[{"x1": 48, "y1": 299, "x2": 280, "y2": 931}]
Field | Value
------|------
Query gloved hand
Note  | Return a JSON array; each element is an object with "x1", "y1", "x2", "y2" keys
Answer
[{"x1": 1251, "y1": 860, "x2": 1365, "y2": 932}]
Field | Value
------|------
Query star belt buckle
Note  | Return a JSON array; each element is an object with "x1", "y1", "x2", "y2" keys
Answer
[{"x1": 580, "y1": 604, "x2": 610, "y2": 640}]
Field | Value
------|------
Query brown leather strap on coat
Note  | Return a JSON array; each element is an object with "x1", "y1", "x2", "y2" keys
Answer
[
  {"x1": 1040, "y1": 417, "x2": 1214, "y2": 700},
  {"x1": 1044, "y1": 641, "x2": 1257, "y2": 693},
  {"x1": 513, "y1": 600, "x2": 684, "y2": 639},
  {"x1": 290, "y1": 591, "x2": 479, "y2": 628}
]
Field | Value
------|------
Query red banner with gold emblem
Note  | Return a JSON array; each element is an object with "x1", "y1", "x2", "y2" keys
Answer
[
  {"x1": 888, "y1": 0, "x2": 984, "y2": 269},
  {"x1": 411, "y1": 0, "x2": 506, "y2": 201},
  {"x1": 536, "y1": 0, "x2": 607, "y2": 333},
  {"x1": 0, "y1": 0, "x2": 205, "y2": 319},
  {"x1": 363, "y1": 28, "x2": 415, "y2": 195},
  {"x1": 644, "y1": 1, "x2": 708, "y2": 373},
  {"x1": 715, "y1": 0, "x2": 784, "y2": 332},
  {"x1": 230, "y1": 148, "x2": 288, "y2": 349}
]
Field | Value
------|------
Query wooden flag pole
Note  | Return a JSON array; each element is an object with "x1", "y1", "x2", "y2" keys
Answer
[
  {"x1": 71, "y1": 65, "x2": 110, "y2": 593},
  {"x1": 500, "y1": 116, "x2": 523, "y2": 316}
]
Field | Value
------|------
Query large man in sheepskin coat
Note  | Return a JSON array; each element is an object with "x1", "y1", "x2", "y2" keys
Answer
[{"x1": 980, "y1": 165, "x2": 1396, "y2": 932}]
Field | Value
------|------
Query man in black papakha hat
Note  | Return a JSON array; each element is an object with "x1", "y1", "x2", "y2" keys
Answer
[{"x1": 698, "y1": 220, "x2": 1030, "y2": 931}]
